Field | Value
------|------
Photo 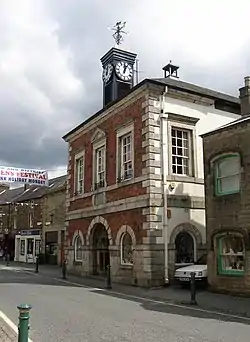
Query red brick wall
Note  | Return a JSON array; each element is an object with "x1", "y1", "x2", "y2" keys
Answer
[
  {"x1": 67, "y1": 208, "x2": 146, "y2": 245},
  {"x1": 68, "y1": 97, "x2": 146, "y2": 212}
]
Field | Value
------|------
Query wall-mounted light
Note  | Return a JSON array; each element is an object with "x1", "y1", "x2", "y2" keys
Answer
[{"x1": 168, "y1": 183, "x2": 175, "y2": 192}]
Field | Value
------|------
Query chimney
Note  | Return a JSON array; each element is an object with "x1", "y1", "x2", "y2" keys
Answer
[
  {"x1": 239, "y1": 76, "x2": 250, "y2": 116},
  {"x1": 24, "y1": 184, "x2": 30, "y2": 191},
  {"x1": 162, "y1": 61, "x2": 179, "y2": 79}
]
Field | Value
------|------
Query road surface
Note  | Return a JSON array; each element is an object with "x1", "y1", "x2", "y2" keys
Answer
[{"x1": 0, "y1": 265, "x2": 249, "y2": 341}]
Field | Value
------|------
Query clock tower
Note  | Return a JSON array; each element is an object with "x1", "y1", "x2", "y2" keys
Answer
[{"x1": 100, "y1": 22, "x2": 137, "y2": 107}]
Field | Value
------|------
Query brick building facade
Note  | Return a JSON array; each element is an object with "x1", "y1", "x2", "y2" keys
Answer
[
  {"x1": 202, "y1": 76, "x2": 250, "y2": 294},
  {"x1": 64, "y1": 82, "x2": 163, "y2": 287},
  {"x1": 63, "y1": 45, "x2": 241, "y2": 287}
]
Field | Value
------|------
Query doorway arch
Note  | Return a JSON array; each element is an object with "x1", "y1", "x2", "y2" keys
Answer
[
  {"x1": 91, "y1": 223, "x2": 110, "y2": 275},
  {"x1": 175, "y1": 231, "x2": 195, "y2": 263}
]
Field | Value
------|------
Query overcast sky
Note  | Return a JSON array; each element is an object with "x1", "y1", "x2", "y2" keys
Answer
[{"x1": 1, "y1": 0, "x2": 250, "y2": 179}]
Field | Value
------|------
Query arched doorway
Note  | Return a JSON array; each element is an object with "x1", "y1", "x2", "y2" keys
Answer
[
  {"x1": 91, "y1": 223, "x2": 110, "y2": 275},
  {"x1": 175, "y1": 231, "x2": 194, "y2": 264}
]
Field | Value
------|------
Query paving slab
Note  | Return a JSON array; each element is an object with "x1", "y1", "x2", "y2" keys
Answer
[{"x1": 0, "y1": 316, "x2": 17, "y2": 342}]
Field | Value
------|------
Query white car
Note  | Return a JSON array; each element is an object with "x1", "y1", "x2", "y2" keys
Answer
[{"x1": 174, "y1": 264, "x2": 207, "y2": 283}]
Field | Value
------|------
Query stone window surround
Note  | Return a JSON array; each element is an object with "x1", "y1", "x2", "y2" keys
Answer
[
  {"x1": 211, "y1": 152, "x2": 241, "y2": 197},
  {"x1": 166, "y1": 114, "x2": 198, "y2": 179},
  {"x1": 74, "y1": 150, "x2": 85, "y2": 195},
  {"x1": 116, "y1": 122, "x2": 134, "y2": 183},
  {"x1": 215, "y1": 232, "x2": 245, "y2": 277},
  {"x1": 92, "y1": 138, "x2": 107, "y2": 189},
  {"x1": 115, "y1": 224, "x2": 136, "y2": 266},
  {"x1": 72, "y1": 229, "x2": 84, "y2": 262}
]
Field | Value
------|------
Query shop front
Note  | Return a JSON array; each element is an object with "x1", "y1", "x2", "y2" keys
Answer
[{"x1": 14, "y1": 229, "x2": 41, "y2": 263}]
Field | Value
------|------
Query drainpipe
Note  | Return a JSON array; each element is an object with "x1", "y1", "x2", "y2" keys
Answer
[{"x1": 159, "y1": 87, "x2": 169, "y2": 285}]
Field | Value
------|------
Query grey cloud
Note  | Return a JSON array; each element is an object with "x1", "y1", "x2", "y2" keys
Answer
[{"x1": 0, "y1": 0, "x2": 249, "y2": 173}]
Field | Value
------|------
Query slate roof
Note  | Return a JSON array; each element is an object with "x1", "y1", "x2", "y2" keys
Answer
[
  {"x1": 0, "y1": 175, "x2": 67, "y2": 204},
  {"x1": 46, "y1": 175, "x2": 66, "y2": 193},
  {"x1": 151, "y1": 77, "x2": 240, "y2": 105},
  {"x1": 201, "y1": 114, "x2": 250, "y2": 138},
  {"x1": 0, "y1": 187, "x2": 24, "y2": 205},
  {"x1": 63, "y1": 77, "x2": 240, "y2": 141}
]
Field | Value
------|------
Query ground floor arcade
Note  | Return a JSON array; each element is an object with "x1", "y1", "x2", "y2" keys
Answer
[{"x1": 65, "y1": 212, "x2": 206, "y2": 287}]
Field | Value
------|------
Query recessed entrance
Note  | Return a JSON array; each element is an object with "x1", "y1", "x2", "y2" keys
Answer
[
  {"x1": 175, "y1": 231, "x2": 194, "y2": 264},
  {"x1": 91, "y1": 223, "x2": 110, "y2": 276}
]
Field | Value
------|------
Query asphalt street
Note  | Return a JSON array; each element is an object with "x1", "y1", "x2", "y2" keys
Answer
[{"x1": 0, "y1": 265, "x2": 250, "y2": 341}]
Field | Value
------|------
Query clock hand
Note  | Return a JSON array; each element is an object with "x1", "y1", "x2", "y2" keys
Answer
[{"x1": 123, "y1": 64, "x2": 127, "y2": 73}]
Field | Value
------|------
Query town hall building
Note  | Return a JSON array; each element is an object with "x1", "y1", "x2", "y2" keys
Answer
[{"x1": 63, "y1": 24, "x2": 241, "y2": 287}]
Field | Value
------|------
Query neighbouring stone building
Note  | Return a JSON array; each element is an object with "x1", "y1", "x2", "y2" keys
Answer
[
  {"x1": 0, "y1": 184, "x2": 24, "y2": 259},
  {"x1": 14, "y1": 185, "x2": 45, "y2": 263},
  {"x1": 202, "y1": 76, "x2": 250, "y2": 295},
  {"x1": 42, "y1": 175, "x2": 66, "y2": 265},
  {"x1": 63, "y1": 37, "x2": 242, "y2": 287},
  {"x1": 0, "y1": 175, "x2": 66, "y2": 264}
]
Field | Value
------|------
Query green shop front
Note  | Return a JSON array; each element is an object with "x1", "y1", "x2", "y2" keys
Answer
[{"x1": 207, "y1": 229, "x2": 248, "y2": 294}]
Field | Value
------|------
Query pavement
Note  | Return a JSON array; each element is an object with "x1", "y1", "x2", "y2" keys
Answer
[
  {"x1": 0, "y1": 316, "x2": 17, "y2": 342},
  {"x1": 1, "y1": 262, "x2": 250, "y2": 341}
]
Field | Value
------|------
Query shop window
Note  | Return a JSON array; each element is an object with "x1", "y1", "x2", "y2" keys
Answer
[
  {"x1": 120, "y1": 232, "x2": 133, "y2": 265},
  {"x1": 214, "y1": 154, "x2": 241, "y2": 196},
  {"x1": 74, "y1": 235, "x2": 82, "y2": 261},
  {"x1": 20, "y1": 240, "x2": 25, "y2": 256},
  {"x1": 218, "y1": 234, "x2": 245, "y2": 276},
  {"x1": 27, "y1": 238, "x2": 34, "y2": 255}
]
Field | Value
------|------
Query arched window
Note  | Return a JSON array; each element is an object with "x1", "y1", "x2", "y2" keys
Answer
[
  {"x1": 120, "y1": 232, "x2": 133, "y2": 265},
  {"x1": 217, "y1": 233, "x2": 244, "y2": 275},
  {"x1": 74, "y1": 235, "x2": 82, "y2": 262},
  {"x1": 213, "y1": 154, "x2": 241, "y2": 196}
]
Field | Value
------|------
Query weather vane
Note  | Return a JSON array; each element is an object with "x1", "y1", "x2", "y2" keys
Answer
[{"x1": 112, "y1": 21, "x2": 127, "y2": 45}]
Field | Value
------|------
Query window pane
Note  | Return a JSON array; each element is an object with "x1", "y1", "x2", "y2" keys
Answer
[
  {"x1": 120, "y1": 132, "x2": 133, "y2": 179},
  {"x1": 220, "y1": 235, "x2": 244, "y2": 254},
  {"x1": 121, "y1": 233, "x2": 133, "y2": 264},
  {"x1": 96, "y1": 147, "x2": 105, "y2": 184},
  {"x1": 75, "y1": 236, "x2": 82, "y2": 260},
  {"x1": 217, "y1": 156, "x2": 240, "y2": 177},
  {"x1": 171, "y1": 128, "x2": 191, "y2": 176},
  {"x1": 218, "y1": 175, "x2": 240, "y2": 193},
  {"x1": 219, "y1": 235, "x2": 244, "y2": 272},
  {"x1": 76, "y1": 156, "x2": 84, "y2": 193}
]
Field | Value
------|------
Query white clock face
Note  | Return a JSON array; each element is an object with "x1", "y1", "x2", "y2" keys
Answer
[
  {"x1": 115, "y1": 61, "x2": 133, "y2": 81},
  {"x1": 102, "y1": 63, "x2": 113, "y2": 83}
]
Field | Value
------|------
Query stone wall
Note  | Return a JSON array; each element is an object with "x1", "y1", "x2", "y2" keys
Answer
[{"x1": 203, "y1": 119, "x2": 250, "y2": 294}]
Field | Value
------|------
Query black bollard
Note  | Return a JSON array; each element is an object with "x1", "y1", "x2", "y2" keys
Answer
[
  {"x1": 6, "y1": 253, "x2": 10, "y2": 266},
  {"x1": 190, "y1": 272, "x2": 197, "y2": 305},
  {"x1": 106, "y1": 265, "x2": 112, "y2": 289},
  {"x1": 62, "y1": 259, "x2": 67, "y2": 280},
  {"x1": 35, "y1": 256, "x2": 39, "y2": 273}
]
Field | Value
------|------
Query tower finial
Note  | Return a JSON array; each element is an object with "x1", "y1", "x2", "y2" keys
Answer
[{"x1": 112, "y1": 21, "x2": 127, "y2": 46}]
